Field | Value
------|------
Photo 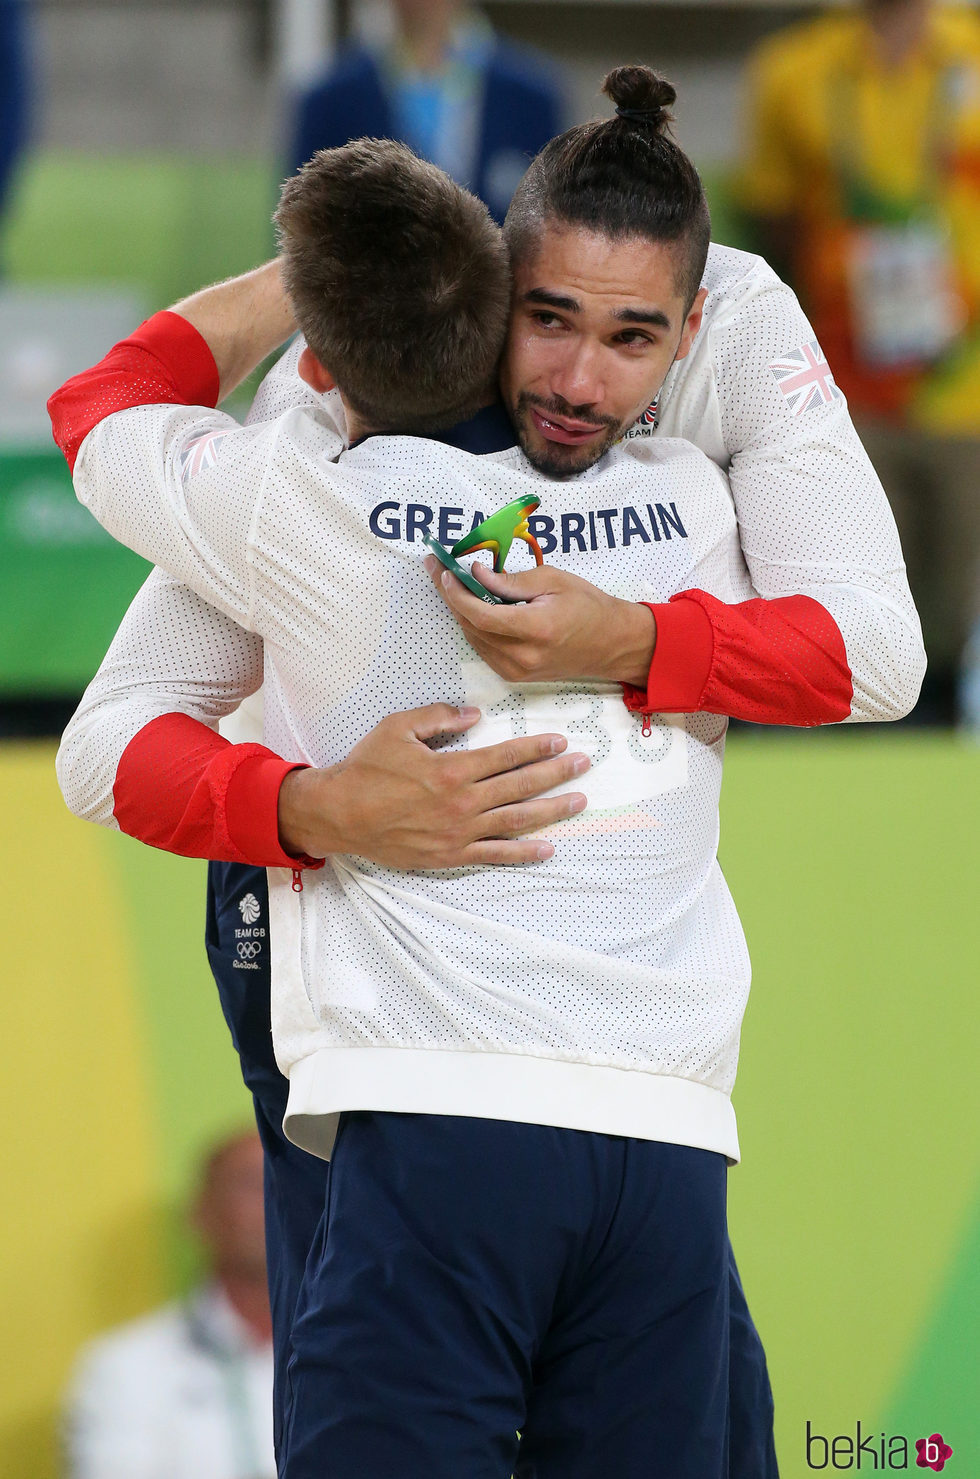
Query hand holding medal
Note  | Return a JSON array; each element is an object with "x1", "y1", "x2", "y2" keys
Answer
[{"x1": 424, "y1": 495, "x2": 544, "y2": 604}]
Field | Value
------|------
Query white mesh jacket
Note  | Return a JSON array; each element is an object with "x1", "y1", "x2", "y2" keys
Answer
[{"x1": 54, "y1": 243, "x2": 925, "y2": 1161}]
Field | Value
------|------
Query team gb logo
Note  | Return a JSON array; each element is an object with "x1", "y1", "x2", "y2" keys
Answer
[{"x1": 238, "y1": 893, "x2": 261, "y2": 925}]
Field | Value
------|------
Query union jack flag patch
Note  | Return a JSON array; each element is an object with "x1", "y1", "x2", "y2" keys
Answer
[
  {"x1": 178, "y1": 430, "x2": 229, "y2": 485},
  {"x1": 769, "y1": 340, "x2": 841, "y2": 416},
  {"x1": 622, "y1": 393, "x2": 661, "y2": 439}
]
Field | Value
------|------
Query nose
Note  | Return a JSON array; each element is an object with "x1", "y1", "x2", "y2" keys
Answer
[{"x1": 550, "y1": 339, "x2": 605, "y2": 411}]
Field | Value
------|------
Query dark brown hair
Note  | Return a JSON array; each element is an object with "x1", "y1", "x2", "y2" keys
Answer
[
  {"x1": 275, "y1": 139, "x2": 510, "y2": 434},
  {"x1": 504, "y1": 66, "x2": 710, "y2": 309}
]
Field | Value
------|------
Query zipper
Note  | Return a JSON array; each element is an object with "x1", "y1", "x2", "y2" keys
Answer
[
  {"x1": 296, "y1": 871, "x2": 314, "y2": 1009},
  {"x1": 641, "y1": 713, "x2": 652, "y2": 737}
]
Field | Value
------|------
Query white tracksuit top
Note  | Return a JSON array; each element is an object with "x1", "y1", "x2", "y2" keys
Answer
[
  {"x1": 72, "y1": 414, "x2": 754, "y2": 1160},
  {"x1": 62, "y1": 243, "x2": 926, "y2": 1160}
]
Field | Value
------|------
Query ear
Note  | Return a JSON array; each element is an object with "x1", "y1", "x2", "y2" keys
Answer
[
  {"x1": 298, "y1": 345, "x2": 336, "y2": 393},
  {"x1": 674, "y1": 287, "x2": 708, "y2": 363}
]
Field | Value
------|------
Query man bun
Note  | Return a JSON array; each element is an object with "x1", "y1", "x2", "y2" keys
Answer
[
  {"x1": 602, "y1": 66, "x2": 677, "y2": 130},
  {"x1": 504, "y1": 64, "x2": 709, "y2": 309}
]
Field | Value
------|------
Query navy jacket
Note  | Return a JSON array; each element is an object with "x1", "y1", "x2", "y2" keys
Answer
[
  {"x1": 0, "y1": 0, "x2": 30, "y2": 217},
  {"x1": 289, "y1": 38, "x2": 563, "y2": 223}
]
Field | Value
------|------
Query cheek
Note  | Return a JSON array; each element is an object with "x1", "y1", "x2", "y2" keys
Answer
[
  {"x1": 604, "y1": 368, "x2": 660, "y2": 428},
  {"x1": 506, "y1": 337, "x2": 553, "y2": 393},
  {"x1": 620, "y1": 350, "x2": 674, "y2": 420}
]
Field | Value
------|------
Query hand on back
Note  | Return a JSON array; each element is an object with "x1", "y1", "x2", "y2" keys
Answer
[{"x1": 277, "y1": 703, "x2": 590, "y2": 868}]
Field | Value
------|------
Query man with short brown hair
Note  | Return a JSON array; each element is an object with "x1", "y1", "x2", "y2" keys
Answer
[
  {"x1": 276, "y1": 139, "x2": 509, "y2": 434},
  {"x1": 54, "y1": 94, "x2": 923, "y2": 1475}
]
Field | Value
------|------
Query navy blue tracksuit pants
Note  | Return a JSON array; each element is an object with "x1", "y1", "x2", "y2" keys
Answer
[{"x1": 207, "y1": 861, "x2": 778, "y2": 1476}]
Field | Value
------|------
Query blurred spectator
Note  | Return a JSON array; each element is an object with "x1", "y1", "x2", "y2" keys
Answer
[
  {"x1": 0, "y1": 0, "x2": 30, "y2": 243},
  {"x1": 737, "y1": 0, "x2": 980, "y2": 718},
  {"x1": 63, "y1": 1131, "x2": 275, "y2": 1479},
  {"x1": 289, "y1": 0, "x2": 564, "y2": 222}
]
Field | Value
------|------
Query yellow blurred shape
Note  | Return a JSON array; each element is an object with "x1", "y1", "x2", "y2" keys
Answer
[{"x1": 0, "y1": 745, "x2": 165, "y2": 1479}]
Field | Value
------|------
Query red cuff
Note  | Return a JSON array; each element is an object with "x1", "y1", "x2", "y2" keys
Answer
[
  {"x1": 621, "y1": 590, "x2": 852, "y2": 726},
  {"x1": 120, "y1": 311, "x2": 221, "y2": 407},
  {"x1": 621, "y1": 598, "x2": 714, "y2": 713},
  {"x1": 48, "y1": 310, "x2": 220, "y2": 472},
  {"x1": 224, "y1": 751, "x2": 320, "y2": 869},
  {"x1": 113, "y1": 713, "x2": 323, "y2": 869}
]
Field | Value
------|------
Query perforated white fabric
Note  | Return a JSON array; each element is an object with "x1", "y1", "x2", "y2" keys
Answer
[
  {"x1": 60, "y1": 245, "x2": 925, "y2": 1160},
  {"x1": 55, "y1": 569, "x2": 265, "y2": 827},
  {"x1": 57, "y1": 339, "x2": 339, "y2": 796},
  {"x1": 72, "y1": 400, "x2": 757, "y2": 1158},
  {"x1": 648, "y1": 246, "x2": 925, "y2": 721}
]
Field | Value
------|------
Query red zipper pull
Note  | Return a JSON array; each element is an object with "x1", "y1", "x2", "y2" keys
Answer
[
  {"x1": 641, "y1": 713, "x2": 652, "y2": 737},
  {"x1": 291, "y1": 869, "x2": 304, "y2": 893}
]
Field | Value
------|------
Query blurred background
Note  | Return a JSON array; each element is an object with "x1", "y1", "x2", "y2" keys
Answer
[{"x1": 1, "y1": 1, "x2": 977, "y2": 1475}]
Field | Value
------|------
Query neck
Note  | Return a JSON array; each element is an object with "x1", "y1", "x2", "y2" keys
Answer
[
  {"x1": 218, "y1": 1270, "x2": 273, "y2": 1345},
  {"x1": 399, "y1": 3, "x2": 458, "y2": 72},
  {"x1": 342, "y1": 405, "x2": 373, "y2": 444},
  {"x1": 866, "y1": 0, "x2": 929, "y2": 67}
]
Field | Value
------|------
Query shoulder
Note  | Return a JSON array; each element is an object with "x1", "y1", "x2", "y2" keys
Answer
[
  {"x1": 932, "y1": 6, "x2": 980, "y2": 59},
  {"x1": 700, "y1": 242, "x2": 828, "y2": 365},
  {"x1": 750, "y1": 13, "x2": 855, "y2": 83},
  {"x1": 661, "y1": 244, "x2": 826, "y2": 456},
  {"x1": 268, "y1": 402, "x2": 348, "y2": 467},
  {"x1": 700, "y1": 242, "x2": 790, "y2": 327},
  {"x1": 247, "y1": 340, "x2": 348, "y2": 443},
  {"x1": 485, "y1": 37, "x2": 564, "y2": 104},
  {"x1": 755, "y1": 11, "x2": 855, "y2": 63},
  {"x1": 298, "y1": 44, "x2": 380, "y2": 105}
]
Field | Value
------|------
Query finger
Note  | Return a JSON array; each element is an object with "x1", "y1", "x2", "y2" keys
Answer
[
  {"x1": 476, "y1": 790, "x2": 589, "y2": 839},
  {"x1": 462, "y1": 836, "x2": 558, "y2": 864},
  {"x1": 463, "y1": 837, "x2": 557, "y2": 864},
  {"x1": 455, "y1": 731, "x2": 571, "y2": 780},
  {"x1": 400, "y1": 702, "x2": 482, "y2": 742},
  {"x1": 423, "y1": 554, "x2": 443, "y2": 588},
  {"x1": 470, "y1": 564, "x2": 556, "y2": 600},
  {"x1": 437, "y1": 568, "x2": 537, "y2": 633},
  {"x1": 424, "y1": 556, "x2": 526, "y2": 619},
  {"x1": 423, "y1": 562, "x2": 492, "y2": 635},
  {"x1": 475, "y1": 750, "x2": 591, "y2": 809}
]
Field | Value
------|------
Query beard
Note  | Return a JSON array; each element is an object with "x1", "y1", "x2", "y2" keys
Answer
[{"x1": 510, "y1": 391, "x2": 624, "y2": 479}]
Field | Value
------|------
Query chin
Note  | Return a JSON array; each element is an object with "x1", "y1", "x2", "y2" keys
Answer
[{"x1": 519, "y1": 428, "x2": 616, "y2": 480}]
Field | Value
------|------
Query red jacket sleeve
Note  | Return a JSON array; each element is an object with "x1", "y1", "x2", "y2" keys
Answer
[
  {"x1": 113, "y1": 714, "x2": 323, "y2": 870},
  {"x1": 50, "y1": 313, "x2": 323, "y2": 870},
  {"x1": 621, "y1": 589, "x2": 853, "y2": 726},
  {"x1": 47, "y1": 310, "x2": 220, "y2": 472}
]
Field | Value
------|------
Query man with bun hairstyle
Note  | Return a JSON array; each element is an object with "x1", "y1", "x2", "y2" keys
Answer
[
  {"x1": 53, "y1": 69, "x2": 923, "y2": 1479},
  {"x1": 431, "y1": 66, "x2": 923, "y2": 725}
]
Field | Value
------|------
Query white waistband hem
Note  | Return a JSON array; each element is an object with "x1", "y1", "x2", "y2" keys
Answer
[{"x1": 283, "y1": 1048, "x2": 739, "y2": 1164}]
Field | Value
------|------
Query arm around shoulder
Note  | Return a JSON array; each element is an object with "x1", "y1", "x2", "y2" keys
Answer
[
  {"x1": 56, "y1": 571, "x2": 320, "y2": 871},
  {"x1": 697, "y1": 267, "x2": 927, "y2": 722}
]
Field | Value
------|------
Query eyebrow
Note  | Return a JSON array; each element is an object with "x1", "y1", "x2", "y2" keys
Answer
[
  {"x1": 612, "y1": 306, "x2": 672, "y2": 330},
  {"x1": 524, "y1": 288, "x2": 672, "y2": 331},
  {"x1": 524, "y1": 288, "x2": 581, "y2": 313}
]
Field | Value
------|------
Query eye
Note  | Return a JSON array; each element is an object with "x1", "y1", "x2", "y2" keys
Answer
[
  {"x1": 531, "y1": 310, "x2": 566, "y2": 330},
  {"x1": 614, "y1": 330, "x2": 655, "y2": 348}
]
